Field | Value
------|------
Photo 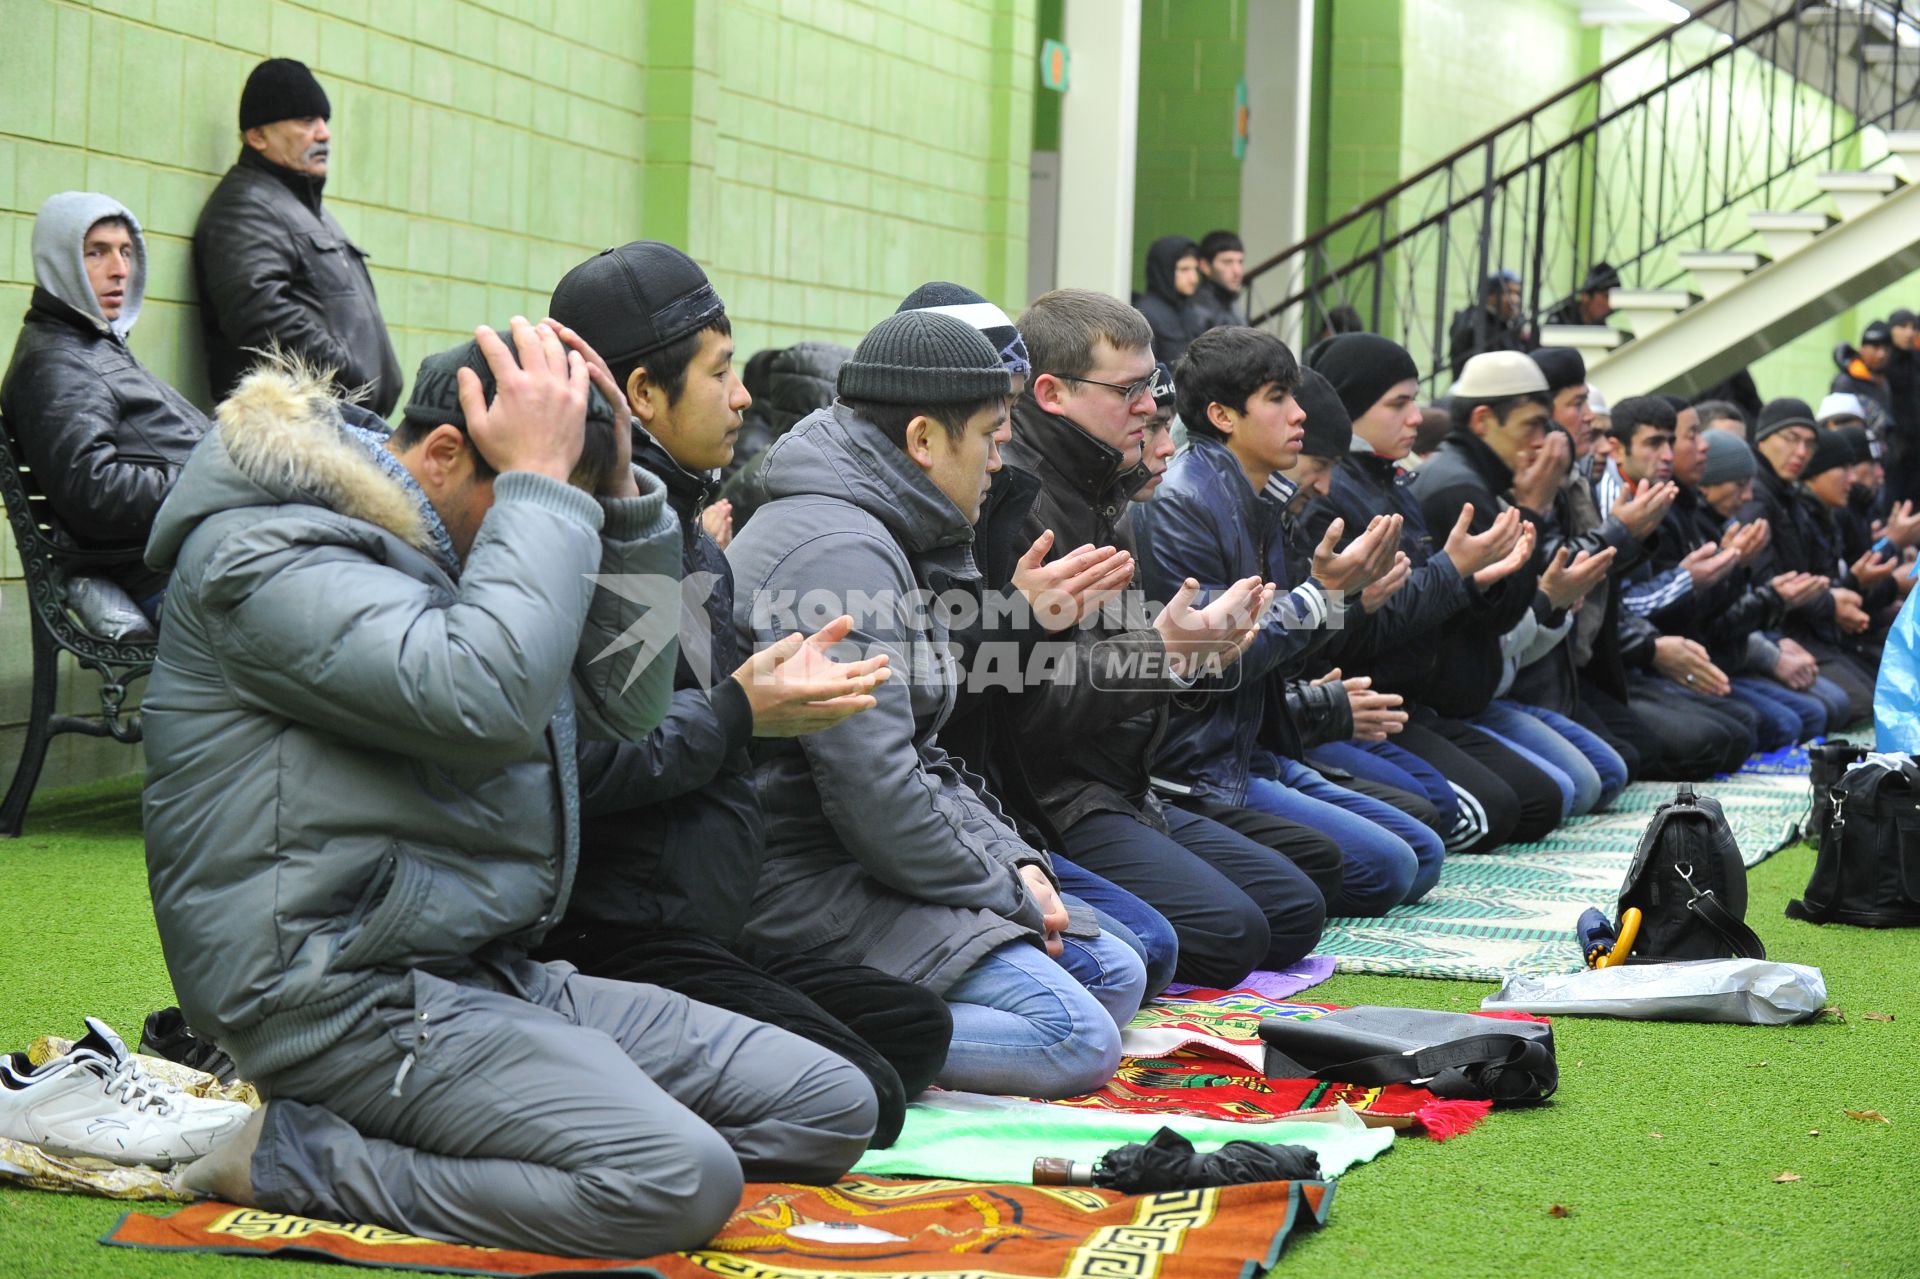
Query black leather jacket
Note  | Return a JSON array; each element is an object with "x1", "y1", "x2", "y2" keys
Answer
[
  {"x1": 0, "y1": 288, "x2": 207, "y2": 595},
  {"x1": 1000, "y1": 395, "x2": 1173, "y2": 833},
  {"x1": 193, "y1": 148, "x2": 402, "y2": 414}
]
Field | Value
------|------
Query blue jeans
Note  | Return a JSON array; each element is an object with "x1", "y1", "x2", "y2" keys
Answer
[
  {"x1": 937, "y1": 936, "x2": 1142, "y2": 1099},
  {"x1": 1731, "y1": 676, "x2": 1827, "y2": 742},
  {"x1": 1053, "y1": 859, "x2": 1180, "y2": 997},
  {"x1": 1309, "y1": 739, "x2": 1460, "y2": 831},
  {"x1": 1243, "y1": 755, "x2": 1445, "y2": 915},
  {"x1": 1468, "y1": 709, "x2": 1578, "y2": 821},
  {"x1": 1727, "y1": 678, "x2": 1805, "y2": 750},
  {"x1": 1806, "y1": 674, "x2": 1852, "y2": 735},
  {"x1": 1735, "y1": 668, "x2": 1835, "y2": 737},
  {"x1": 1490, "y1": 700, "x2": 1628, "y2": 812}
]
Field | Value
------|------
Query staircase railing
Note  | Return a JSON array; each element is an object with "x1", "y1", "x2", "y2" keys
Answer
[{"x1": 1245, "y1": 0, "x2": 1920, "y2": 392}]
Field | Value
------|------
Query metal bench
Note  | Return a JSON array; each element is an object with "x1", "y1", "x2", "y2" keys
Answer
[{"x1": 0, "y1": 413, "x2": 154, "y2": 836}]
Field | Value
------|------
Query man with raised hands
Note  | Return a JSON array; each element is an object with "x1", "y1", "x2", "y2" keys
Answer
[
  {"x1": 145, "y1": 318, "x2": 877, "y2": 1255},
  {"x1": 1300, "y1": 336, "x2": 1561, "y2": 854}
]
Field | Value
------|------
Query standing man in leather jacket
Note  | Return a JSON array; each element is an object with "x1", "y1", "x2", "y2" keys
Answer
[
  {"x1": 2, "y1": 192, "x2": 207, "y2": 618},
  {"x1": 194, "y1": 58, "x2": 402, "y2": 414}
]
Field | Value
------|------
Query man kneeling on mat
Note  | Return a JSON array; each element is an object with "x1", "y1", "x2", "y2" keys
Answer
[{"x1": 142, "y1": 320, "x2": 877, "y2": 1256}]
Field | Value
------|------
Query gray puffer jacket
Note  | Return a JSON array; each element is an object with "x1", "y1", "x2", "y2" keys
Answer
[
  {"x1": 141, "y1": 365, "x2": 679, "y2": 1079},
  {"x1": 725, "y1": 402, "x2": 1051, "y2": 993}
]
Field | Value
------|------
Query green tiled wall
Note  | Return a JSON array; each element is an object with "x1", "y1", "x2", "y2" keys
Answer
[
  {"x1": 706, "y1": 0, "x2": 1036, "y2": 352},
  {"x1": 1131, "y1": 0, "x2": 1246, "y2": 294},
  {"x1": 0, "y1": 0, "x2": 1037, "y2": 792}
]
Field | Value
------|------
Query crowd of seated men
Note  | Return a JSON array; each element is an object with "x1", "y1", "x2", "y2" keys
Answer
[{"x1": 0, "y1": 53, "x2": 1901, "y2": 1262}]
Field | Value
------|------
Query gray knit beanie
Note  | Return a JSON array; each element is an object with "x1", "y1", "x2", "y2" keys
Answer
[
  {"x1": 838, "y1": 311, "x2": 1009, "y2": 405},
  {"x1": 1698, "y1": 429, "x2": 1756, "y2": 487}
]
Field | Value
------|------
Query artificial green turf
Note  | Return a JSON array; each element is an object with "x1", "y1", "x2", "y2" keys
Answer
[{"x1": 1, "y1": 774, "x2": 1916, "y2": 1279}]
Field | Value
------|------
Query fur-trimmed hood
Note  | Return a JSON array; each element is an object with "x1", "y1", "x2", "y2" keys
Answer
[{"x1": 146, "y1": 363, "x2": 433, "y2": 573}]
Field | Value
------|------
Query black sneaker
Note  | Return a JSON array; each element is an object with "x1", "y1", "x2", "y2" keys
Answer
[{"x1": 139, "y1": 1007, "x2": 238, "y2": 1085}]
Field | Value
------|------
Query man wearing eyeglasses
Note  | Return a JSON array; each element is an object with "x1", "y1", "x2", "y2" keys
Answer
[{"x1": 989, "y1": 290, "x2": 1329, "y2": 991}]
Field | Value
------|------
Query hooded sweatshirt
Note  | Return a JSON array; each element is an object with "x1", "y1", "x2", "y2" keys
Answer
[
  {"x1": 34, "y1": 191, "x2": 147, "y2": 338},
  {"x1": 1134, "y1": 236, "x2": 1212, "y2": 365},
  {"x1": 1831, "y1": 343, "x2": 1892, "y2": 413},
  {"x1": 1, "y1": 192, "x2": 207, "y2": 595}
]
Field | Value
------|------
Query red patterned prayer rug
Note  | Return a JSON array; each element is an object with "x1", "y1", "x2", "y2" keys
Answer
[
  {"x1": 102, "y1": 1175, "x2": 1334, "y2": 1278},
  {"x1": 1048, "y1": 988, "x2": 1515, "y2": 1141}
]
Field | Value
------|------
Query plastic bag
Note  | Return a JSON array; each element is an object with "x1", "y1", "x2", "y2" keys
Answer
[
  {"x1": 62, "y1": 574, "x2": 155, "y2": 642},
  {"x1": 1875, "y1": 582, "x2": 1920, "y2": 752},
  {"x1": 1481, "y1": 959, "x2": 1827, "y2": 1025}
]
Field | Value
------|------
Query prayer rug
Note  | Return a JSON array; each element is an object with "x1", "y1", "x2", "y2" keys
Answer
[
  {"x1": 852, "y1": 1089, "x2": 1394, "y2": 1182},
  {"x1": 1311, "y1": 769, "x2": 1811, "y2": 981},
  {"x1": 1163, "y1": 954, "x2": 1336, "y2": 1000},
  {"x1": 1058, "y1": 989, "x2": 1495, "y2": 1140},
  {"x1": 103, "y1": 1175, "x2": 1334, "y2": 1277}
]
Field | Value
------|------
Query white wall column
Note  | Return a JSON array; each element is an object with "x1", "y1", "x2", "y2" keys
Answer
[
  {"x1": 1053, "y1": 0, "x2": 1142, "y2": 299},
  {"x1": 1239, "y1": 0, "x2": 1315, "y2": 344}
]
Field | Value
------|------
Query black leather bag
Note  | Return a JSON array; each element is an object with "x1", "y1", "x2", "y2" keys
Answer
[
  {"x1": 1617, "y1": 783, "x2": 1765, "y2": 963},
  {"x1": 1787, "y1": 754, "x2": 1920, "y2": 927},
  {"x1": 1257, "y1": 1006, "x2": 1557, "y2": 1104},
  {"x1": 1803, "y1": 742, "x2": 1868, "y2": 848}
]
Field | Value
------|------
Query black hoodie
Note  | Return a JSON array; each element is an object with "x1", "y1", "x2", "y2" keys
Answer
[{"x1": 1134, "y1": 236, "x2": 1211, "y2": 364}]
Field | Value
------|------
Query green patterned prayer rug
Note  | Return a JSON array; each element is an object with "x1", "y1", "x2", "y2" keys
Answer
[{"x1": 1311, "y1": 767, "x2": 1809, "y2": 981}]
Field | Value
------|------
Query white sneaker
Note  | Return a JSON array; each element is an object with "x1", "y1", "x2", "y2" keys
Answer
[{"x1": 0, "y1": 1018, "x2": 253, "y2": 1167}]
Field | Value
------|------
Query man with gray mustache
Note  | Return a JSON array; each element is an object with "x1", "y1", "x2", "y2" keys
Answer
[{"x1": 194, "y1": 58, "x2": 402, "y2": 415}]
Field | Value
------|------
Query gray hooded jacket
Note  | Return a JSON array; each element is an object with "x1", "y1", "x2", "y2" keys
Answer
[
  {"x1": 724, "y1": 403, "x2": 1051, "y2": 993},
  {"x1": 1, "y1": 193, "x2": 206, "y2": 594},
  {"x1": 140, "y1": 364, "x2": 679, "y2": 1079}
]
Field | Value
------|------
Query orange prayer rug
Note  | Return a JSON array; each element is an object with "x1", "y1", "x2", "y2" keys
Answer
[{"x1": 103, "y1": 1174, "x2": 1334, "y2": 1277}]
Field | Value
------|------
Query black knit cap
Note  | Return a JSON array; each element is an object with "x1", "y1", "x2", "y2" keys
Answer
[
  {"x1": 239, "y1": 58, "x2": 331, "y2": 131},
  {"x1": 1804, "y1": 428, "x2": 1855, "y2": 479},
  {"x1": 1305, "y1": 332, "x2": 1420, "y2": 421},
  {"x1": 1836, "y1": 424, "x2": 1874, "y2": 466},
  {"x1": 838, "y1": 311, "x2": 1008, "y2": 406},
  {"x1": 1529, "y1": 346, "x2": 1586, "y2": 395},
  {"x1": 1754, "y1": 397, "x2": 1818, "y2": 443},
  {"x1": 1863, "y1": 320, "x2": 1893, "y2": 346},
  {"x1": 1891, "y1": 308, "x2": 1917, "y2": 328},
  {"x1": 549, "y1": 241, "x2": 726, "y2": 378},
  {"x1": 1294, "y1": 369, "x2": 1354, "y2": 458},
  {"x1": 403, "y1": 330, "x2": 615, "y2": 433}
]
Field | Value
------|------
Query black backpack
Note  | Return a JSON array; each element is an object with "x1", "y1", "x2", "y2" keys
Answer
[
  {"x1": 1616, "y1": 784, "x2": 1765, "y2": 963},
  {"x1": 1787, "y1": 754, "x2": 1920, "y2": 928}
]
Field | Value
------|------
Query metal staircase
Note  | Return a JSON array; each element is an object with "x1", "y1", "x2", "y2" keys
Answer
[{"x1": 1243, "y1": 0, "x2": 1920, "y2": 398}]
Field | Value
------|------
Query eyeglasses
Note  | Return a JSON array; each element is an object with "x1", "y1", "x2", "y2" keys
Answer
[{"x1": 1063, "y1": 364, "x2": 1170, "y2": 405}]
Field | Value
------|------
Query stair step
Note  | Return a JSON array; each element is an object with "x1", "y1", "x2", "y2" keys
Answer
[
  {"x1": 1609, "y1": 290, "x2": 1694, "y2": 339},
  {"x1": 1749, "y1": 210, "x2": 1833, "y2": 260},
  {"x1": 1881, "y1": 132, "x2": 1920, "y2": 154},
  {"x1": 1748, "y1": 212, "x2": 1833, "y2": 231},
  {"x1": 1818, "y1": 169, "x2": 1902, "y2": 192},
  {"x1": 1865, "y1": 44, "x2": 1918, "y2": 66},
  {"x1": 1818, "y1": 170, "x2": 1902, "y2": 220},
  {"x1": 1608, "y1": 289, "x2": 1692, "y2": 308},
  {"x1": 1677, "y1": 251, "x2": 1767, "y2": 300},
  {"x1": 1676, "y1": 251, "x2": 1765, "y2": 270},
  {"x1": 1538, "y1": 323, "x2": 1625, "y2": 354}
]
